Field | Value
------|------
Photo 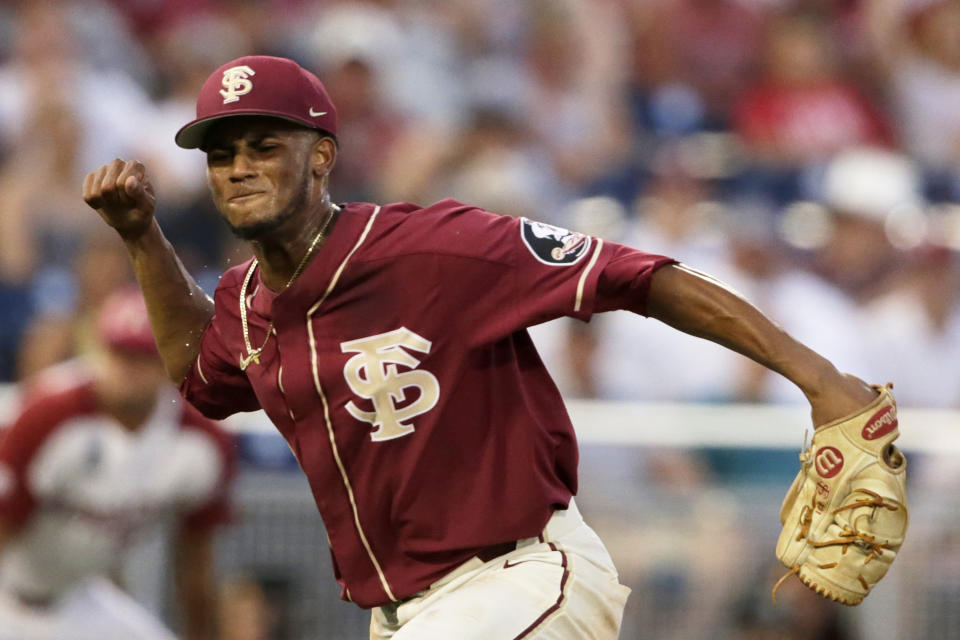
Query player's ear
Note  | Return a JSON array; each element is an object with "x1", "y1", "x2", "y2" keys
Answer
[{"x1": 311, "y1": 135, "x2": 337, "y2": 177}]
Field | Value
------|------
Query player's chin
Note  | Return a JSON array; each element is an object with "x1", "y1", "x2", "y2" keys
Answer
[
  {"x1": 228, "y1": 219, "x2": 276, "y2": 241},
  {"x1": 226, "y1": 212, "x2": 286, "y2": 241},
  {"x1": 221, "y1": 196, "x2": 298, "y2": 241}
]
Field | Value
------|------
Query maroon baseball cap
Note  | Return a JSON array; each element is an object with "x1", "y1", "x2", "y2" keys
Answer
[
  {"x1": 175, "y1": 55, "x2": 338, "y2": 149},
  {"x1": 97, "y1": 289, "x2": 159, "y2": 356}
]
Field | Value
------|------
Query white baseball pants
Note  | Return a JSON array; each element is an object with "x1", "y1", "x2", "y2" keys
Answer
[{"x1": 370, "y1": 499, "x2": 631, "y2": 639}]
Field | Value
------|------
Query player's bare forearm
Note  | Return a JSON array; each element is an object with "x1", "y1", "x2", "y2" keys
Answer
[
  {"x1": 83, "y1": 159, "x2": 211, "y2": 384},
  {"x1": 125, "y1": 219, "x2": 213, "y2": 383},
  {"x1": 173, "y1": 527, "x2": 218, "y2": 640},
  {"x1": 645, "y1": 264, "x2": 876, "y2": 425}
]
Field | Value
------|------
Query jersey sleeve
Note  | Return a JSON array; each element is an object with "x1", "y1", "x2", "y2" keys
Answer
[
  {"x1": 180, "y1": 312, "x2": 261, "y2": 421},
  {"x1": 418, "y1": 205, "x2": 673, "y2": 345},
  {"x1": 594, "y1": 243, "x2": 678, "y2": 315}
]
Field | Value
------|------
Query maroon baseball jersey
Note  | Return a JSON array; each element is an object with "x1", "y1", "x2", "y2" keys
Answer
[{"x1": 181, "y1": 199, "x2": 674, "y2": 607}]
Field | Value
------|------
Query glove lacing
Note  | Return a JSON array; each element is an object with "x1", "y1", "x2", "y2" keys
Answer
[{"x1": 772, "y1": 488, "x2": 900, "y2": 603}]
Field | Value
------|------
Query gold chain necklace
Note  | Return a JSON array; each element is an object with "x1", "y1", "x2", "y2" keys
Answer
[{"x1": 238, "y1": 205, "x2": 338, "y2": 371}]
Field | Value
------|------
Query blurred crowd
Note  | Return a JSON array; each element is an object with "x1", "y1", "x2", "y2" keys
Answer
[
  {"x1": 1, "y1": 0, "x2": 960, "y2": 409},
  {"x1": 0, "y1": 3, "x2": 956, "y2": 639}
]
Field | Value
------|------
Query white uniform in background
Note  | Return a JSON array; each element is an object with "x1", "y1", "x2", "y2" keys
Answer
[{"x1": 0, "y1": 364, "x2": 233, "y2": 640}]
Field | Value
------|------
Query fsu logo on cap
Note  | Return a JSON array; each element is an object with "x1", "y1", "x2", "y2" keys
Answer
[
  {"x1": 220, "y1": 65, "x2": 256, "y2": 104},
  {"x1": 520, "y1": 218, "x2": 591, "y2": 266}
]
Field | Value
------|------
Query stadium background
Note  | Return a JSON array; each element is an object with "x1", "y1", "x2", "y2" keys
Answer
[{"x1": 1, "y1": 0, "x2": 959, "y2": 638}]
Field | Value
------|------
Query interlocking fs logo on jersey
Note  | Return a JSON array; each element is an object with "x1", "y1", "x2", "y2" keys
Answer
[
  {"x1": 220, "y1": 65, "x2": 256, "y2": 104},
  {"x1": 520, "y1": 218, "x2": 592, "y2": 266},
  {"x1": 341, "y1": 328, "x2": 440, "y2": 442}
]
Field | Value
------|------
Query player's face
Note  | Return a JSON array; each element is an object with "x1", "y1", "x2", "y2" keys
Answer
[
  {"x1": 100, "y1": 349, "x2": 168, "y2": 412},
  {"x1": 203, "y1": 117, "x2": 320, "y2": 240}
]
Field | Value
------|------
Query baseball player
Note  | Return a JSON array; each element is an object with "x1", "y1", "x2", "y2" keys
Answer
[
  {"x1": 82, "y1": 56, "x2": 878, "y2": 639},
  {"x1": 0, "y1": 290, "x2": 235, "y2": 640}
]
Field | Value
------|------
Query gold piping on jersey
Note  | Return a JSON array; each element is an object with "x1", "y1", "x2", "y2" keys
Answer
[
  {"x1": 306, "y1": 205, "x2": 398, "y2": 602},
  {"x1": 284, "y1": 437, "x2": 300, "y2": 464},
  {"x1": 277, "y1": 365, "x2": 285, "y2": 394},
  {"x1": 574, "y1": 238, "x2": 604, "y2": 313},
  {"x1": 196, "y1": 355, "x2": 210, "y2": 385}
]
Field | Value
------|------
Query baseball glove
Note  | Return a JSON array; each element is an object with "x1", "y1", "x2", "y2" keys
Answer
[{"x1": 773, "y1": 384, "x2": 908, "y2": 606}]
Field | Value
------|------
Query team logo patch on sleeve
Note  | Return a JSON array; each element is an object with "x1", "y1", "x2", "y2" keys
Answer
[{"x1": 520, "y1": 218, "x2": 592, "y2": 266}]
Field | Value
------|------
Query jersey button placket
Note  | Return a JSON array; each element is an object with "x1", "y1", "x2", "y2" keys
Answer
[{"x1": 270, "y1": 303, "x2": 306, "y2": 454}]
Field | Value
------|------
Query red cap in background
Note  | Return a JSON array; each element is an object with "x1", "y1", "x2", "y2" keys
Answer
[
  {"x1": 175, "y1": 55, "x2": 338, "y2": 149},
  {"x1": 97, "y1": 289, "x2": 159, "y2": 357}
]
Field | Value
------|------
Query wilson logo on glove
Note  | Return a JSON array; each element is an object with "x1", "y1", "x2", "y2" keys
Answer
[
  {"x1": 815, "y1": 447, "x2": 844, "y2": 478},
  {"x1": 862, "y1": 405, "x2": 897, "y2": 440}
]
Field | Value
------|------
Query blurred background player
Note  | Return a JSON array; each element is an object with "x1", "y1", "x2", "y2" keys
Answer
[{"x1": 0, "y1": 289, "x2": 235, "y2": 640}]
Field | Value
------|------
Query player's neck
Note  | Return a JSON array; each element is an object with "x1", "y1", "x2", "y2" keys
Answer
[
  {"x1": 252, "y1": 200, "x2": 337, "y2": 292},
  {"x1": 95, "y1": 388, "x2": 159, "y2": 432},
  {"x1": 110, "y1": 404, "x2": 155, "y2": 432}
]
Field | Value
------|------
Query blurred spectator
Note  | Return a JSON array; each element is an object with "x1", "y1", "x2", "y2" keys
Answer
[
  {"x1": 811, "y1": 146, "x2": 921, "y2": 303},
  {"x1": 309, "y1": 34, "x2": 409, "y2": 203},
  {"x1": 866, "y1": 0, "x2": 960, "y2": 200},
  {"x1": 66, "y1": 0, "x2": 156, "y2": 91},
  {"x1": 732, "y1": 9, "x2": 894, "y2": 205},
  {"x1": 626, "y1": 0, "x2": 765, "y2": 132},
  {"x1": 0, "y1": 94, "x2": 92, "y2": 283},
  {"x1": 733, "y1": 146, "x2": 921, "y2": 403},
  {"x1": 589, "y1": 160, "x2": 747, "y2": 402},
  {"x1": 306, "y1": 0, "x2": 465, "y2": 131},
  {"x1": 0, "y1": 2, "x2": 153, "y2": 179},
  {"x1": 216, "y1": 0, "x2": 314, "y2": 59},
  {"x1": 519, "y1": 0, "x2": 633, "y2": 194},
  {"x1": 862, "y1": 245, "x2": 960, "y2": 407},
  {"x1": 104, "y1": 0, "x2": 215, "y2": 41},
  {"x1": 0, "y1": 290, "x2": 236, "y2": 640},
  {"x1": 723, "y1": 209, "x2": 870, "y2": 405},
  {"x1": 380, "y1": 106, "x2": 565, "y2": 219},
  {"x1": 0, "y1": 2, "x2": 160, "y2": 383},
  {"x1": 16, "y1": 229, "x2": 134, "y2": 381},
  {"x1": 867, "y1": 0, "x2": 960, "y2": 165}
]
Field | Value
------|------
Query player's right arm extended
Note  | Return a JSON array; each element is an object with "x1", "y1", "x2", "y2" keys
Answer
[
  {"x1": 83, "y1": 159, "x2": 212, "y2": 384},
  {"x1": 644, "y1": 263, "x2": 877, "y2": 426}
]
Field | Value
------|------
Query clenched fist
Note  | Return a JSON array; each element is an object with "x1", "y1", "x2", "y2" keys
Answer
[{"x1": 82, "y1": 159, "x2": 157, "y2": 241}]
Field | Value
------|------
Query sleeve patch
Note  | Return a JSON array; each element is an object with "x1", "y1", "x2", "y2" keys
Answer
[{"x1": 520, "y1": 217, "x2": 592, "y2": 266}]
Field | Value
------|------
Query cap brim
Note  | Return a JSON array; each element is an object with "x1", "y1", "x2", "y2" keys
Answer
[{"x1": 175, "y1": 110, "x2": 325, "y2": 149}]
